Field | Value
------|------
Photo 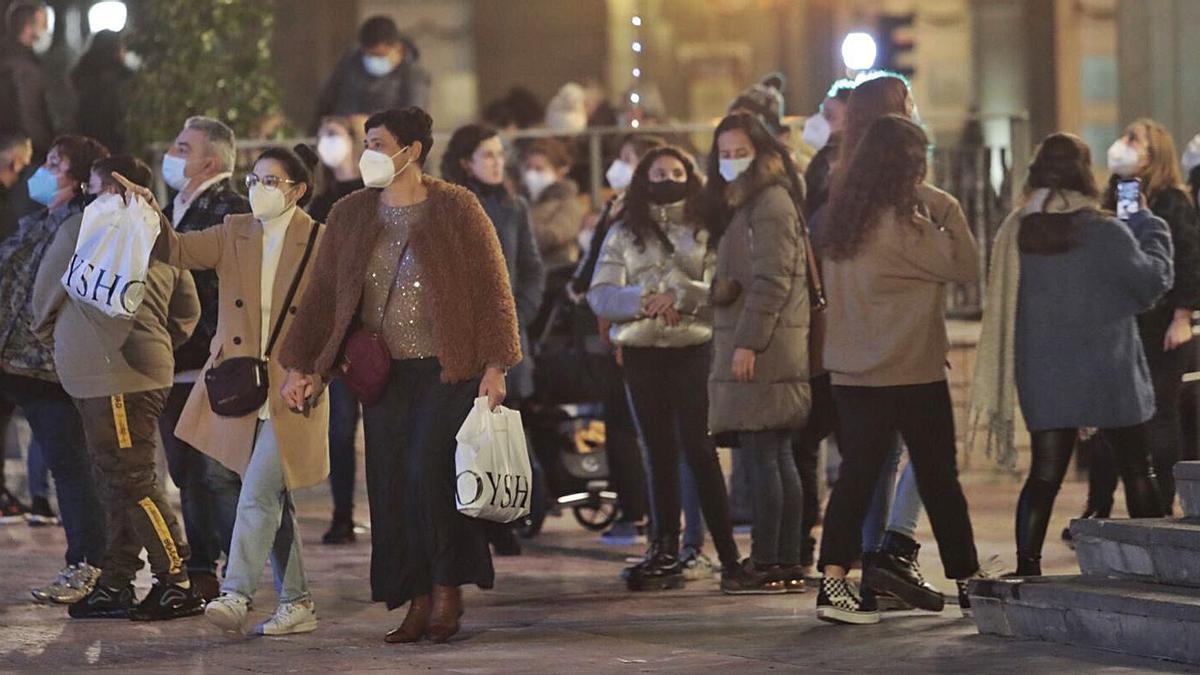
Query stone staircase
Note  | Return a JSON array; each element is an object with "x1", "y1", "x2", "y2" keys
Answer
[{"x1": 969, "y1": 461, "x2": 1200, "y2": 665}]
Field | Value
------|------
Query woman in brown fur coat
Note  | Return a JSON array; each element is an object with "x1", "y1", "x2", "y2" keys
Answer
[{"x1": 278, "y1": 108, "x2": 521, "y2": 644}]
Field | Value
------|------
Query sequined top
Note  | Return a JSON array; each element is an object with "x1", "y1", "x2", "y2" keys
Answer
[{"x1": 360, "y1": 201, "x2": 437, "y2": 359}]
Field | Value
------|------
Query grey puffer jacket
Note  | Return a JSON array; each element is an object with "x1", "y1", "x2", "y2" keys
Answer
[
  {"x1": 709, "y1": 155, "x2": 811, "y2": 433},
  {"x1": 587, "y1": 201, "x2": 714, "y2": 348}
]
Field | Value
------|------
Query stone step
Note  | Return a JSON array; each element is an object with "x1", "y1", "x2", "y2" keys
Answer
[
  {"x1": 1177, "y1": 461, "x2": 1200, "y2": 519},
  {"x1": 969, "y1": 575, "x2": 1200, "y2": 665},
  {"x1": 1071, "y1": 517, "x2": 1200, "y2": 588}
]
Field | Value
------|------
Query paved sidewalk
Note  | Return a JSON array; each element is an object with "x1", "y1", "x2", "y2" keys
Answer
[{"x1": 1, "y1": 474, "x2": 1195, "y2": 673}]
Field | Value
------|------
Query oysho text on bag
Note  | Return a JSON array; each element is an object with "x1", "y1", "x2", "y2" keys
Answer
[
  {"x1": 455, "y1": 397, "x2": 534, "y2": 523},
  {"x1": 61, "y1": 194, "x2": 159, "y2": 319}
]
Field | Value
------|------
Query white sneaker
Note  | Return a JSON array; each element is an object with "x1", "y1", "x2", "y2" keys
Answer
[
  {"x1": 31, "y1": 563, "x2": 101, "y2": 604},
  {"x1": 256, "y1": 599, "x2": 317, "y2": 636},
  {"x1": 205, "y1": 593, "x2": 250, "y2": 633},
  {"x1": 816, "y1": 577, "x2": 881, "y2": 625},
  {"x1": 680, "y1": 548, "x2": 715, "y2": 581}
]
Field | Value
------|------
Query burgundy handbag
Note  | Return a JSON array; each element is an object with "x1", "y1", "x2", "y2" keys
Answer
[
  {"x1": 205, "y1": 222, "x2": 319, "y2": 417},
  {"x1": 340, "y1": 241, "x2": 410, "y2": 406}
]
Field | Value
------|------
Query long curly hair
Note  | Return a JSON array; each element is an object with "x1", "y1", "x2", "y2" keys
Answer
[
  {"x1": 820, "y1": 115, "x2": 928, "y2": 261},
  {"x1": 622, "y1": 145, "x2": 705, "y2": 252}
]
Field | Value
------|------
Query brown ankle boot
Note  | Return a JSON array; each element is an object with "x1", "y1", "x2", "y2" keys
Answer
[
  {"x1": 426, "y1": 585, "x2": 463, "y2": 643},
  {"x1": 384, "y1": 595, "x2": 430, "y2": 643}
]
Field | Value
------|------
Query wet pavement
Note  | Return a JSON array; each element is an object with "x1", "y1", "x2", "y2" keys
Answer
[{"x1": 1, "y1": 467, "x2": 1196, "y2": 673}]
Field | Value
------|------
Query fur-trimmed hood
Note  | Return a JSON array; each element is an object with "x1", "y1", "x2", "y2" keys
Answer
[{"x1": 725, "y1": 154, "x2": 794, "y2": 209}]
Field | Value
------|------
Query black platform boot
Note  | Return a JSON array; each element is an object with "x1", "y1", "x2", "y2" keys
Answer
[
  {"x1": 863, "y1": 531, "x2": 944, "y2": 612},
  {"x1": 625, "y1": 534, "x2": 684, "y2": 591}
]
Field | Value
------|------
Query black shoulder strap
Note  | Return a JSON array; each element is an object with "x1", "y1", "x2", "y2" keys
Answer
[{"x1": 264, "y1": 221, "x2": 320, "y2": 359}]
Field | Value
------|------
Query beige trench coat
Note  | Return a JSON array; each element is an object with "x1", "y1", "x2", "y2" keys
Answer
[{"x1": 155, "y1": 209, "x2": 329, "y2": 489}]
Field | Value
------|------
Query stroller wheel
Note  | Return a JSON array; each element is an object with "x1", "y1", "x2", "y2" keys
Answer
[
  {"x1": 516, "y1": 467, "x2": 549, "y2": 539},
  {"x1": 573, "y1": 501, "x2": 618, "y2": 532}
]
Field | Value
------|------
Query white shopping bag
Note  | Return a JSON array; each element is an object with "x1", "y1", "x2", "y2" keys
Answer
[
  {"x1": 455, "y1": 397, "x2": 534, "y2": 523},
  {"x1": 60, "y1": 193, "x2": 159, "y2": 319}
]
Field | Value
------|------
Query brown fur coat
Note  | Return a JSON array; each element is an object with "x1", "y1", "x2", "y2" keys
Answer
[{"x1": 278, "y1": 177, "x2": 521, "y2": 383}]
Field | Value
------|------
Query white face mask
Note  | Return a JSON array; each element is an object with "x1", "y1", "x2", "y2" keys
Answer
[
  {"x1": 719, "y1": 157, "x2": 754, "y2": 183},
  {"x1": 801, "y1": 113, "x2": 832, "y2": 151},
  {"x1": 605, "y1": 159, "x2": 634, "y2": 192},
  {"x1": 523, "y1": 169, "x2": 556, "y2": 201},
  {"x1": 362, "y1": 54, "x2": 395, "y2": 77},
  {"x1": 317, "y1": 135, "x2": 352, "y2": 168},
  {"x1": 1107, "y1": 139, "x2": 1141, "y2": 178},
  {"x1": 249, "y1": 183, "x2": 291, "y2": 221},
  {"x1": 161, "y1": 153, "x2": 188, "y2": 191},
  {"x1": 1181, "y1": 134, "x2": 1200, "y2": 176},
  {"x1": 32, "y1": 29, "x2": 52, "y2": 55},
  {"x1": 359, "y1": 146, "x2": 411, "y2": 188}
]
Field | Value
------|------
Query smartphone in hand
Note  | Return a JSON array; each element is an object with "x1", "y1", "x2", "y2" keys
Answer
[{"x1": 1116, "y1": 178, "x2": 1141, "y2": 221}]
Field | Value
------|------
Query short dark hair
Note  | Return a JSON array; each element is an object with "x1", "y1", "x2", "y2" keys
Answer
[
  {"x1": 0, "y1": 132, "x2": 29, "y2": 155},
  {"x1": 365, "y1": 107, "x2": 434, "y2": 164},
  {"x1": 358, "y1": 15, "x2": 400, "y2": 48},
  {"x1": 5, "y1": 1, "x2": 44, "y2": 36},
  {"x1": 91, "y1": 155, "x2": 153, "y2": 194},
  {"x1": 51, "y1": 135, "x2": 110, "y2": 188},
  {"x1": 523, "y1": 137, "x2": 572, "y2": 170},
  {"x1": 441, "y1": 123, "x2": 499, "y2": 187},
  {"x1": 254, "y1": 144, "x2": 318, "y2": 207}
]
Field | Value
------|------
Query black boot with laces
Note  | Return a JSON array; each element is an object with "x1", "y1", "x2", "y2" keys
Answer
[
  {"x1": 863, "y1": 531, "x2": 944, "y2": 612},
  {"x1": 625, "y1": 535, "x2": 684, "y2": 591}
]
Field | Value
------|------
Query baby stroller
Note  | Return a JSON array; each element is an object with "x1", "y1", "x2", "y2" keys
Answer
[{"x1": 514, "y1": 266, "x2": 621, "y2": 538}]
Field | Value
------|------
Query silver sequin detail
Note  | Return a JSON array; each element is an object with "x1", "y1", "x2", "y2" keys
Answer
[{"x1": 360, "y1": 201, "x2": 437, "y2": 359}]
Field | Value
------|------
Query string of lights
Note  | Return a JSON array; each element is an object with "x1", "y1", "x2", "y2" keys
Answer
[{"x1": 629, "y1": 9, "x2": 643, "y2": 128}]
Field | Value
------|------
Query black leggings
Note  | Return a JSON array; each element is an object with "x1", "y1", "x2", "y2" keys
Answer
[
  {"x1": 792, "y1": 373, "x2": 836, "y2": 567},
  {"x1": 1019, "y1": 425, "x2": 1163, "y2": 566},
  {"x1": 1087, "y1": 342, "x2": 1188, "y2": 515},
  {"x1": 622, "y1": 344, "x2": 739, "y2": 568}
]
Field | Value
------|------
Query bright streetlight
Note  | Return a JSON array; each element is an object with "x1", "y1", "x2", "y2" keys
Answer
[
  {"x1": 841, "y1": 32, "x2": 877, "y2": 71},
  {"x1": 88, "y1": 1, "x2": 128, "y2": 32}
]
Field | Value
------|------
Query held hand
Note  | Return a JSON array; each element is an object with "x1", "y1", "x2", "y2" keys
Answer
[
  {"x1": 479, "y1": 367, "x2": 507, "y2": 410},
  {"x1": 732, "y1": 347, "x2": 757, "y2": 383},
  {"x1": 660, "y1": 306, "x2": 682, "y2": 327},
  {"x1": 1165, "y1": 315, "x2": 1195, "y2": 351},
  {"x1": 281, "y1": 370, "x2": 315, "y2": 412},
  {"x1": 110, "y1": 172, "x2": 159, "y2": 209},
  {"x1": 642, "y1": 292, "x2": 677, "y2": 318}
]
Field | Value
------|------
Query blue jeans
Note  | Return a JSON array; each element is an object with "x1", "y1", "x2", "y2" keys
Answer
[
  {"x1": 326, "y1": 379, "x2": 360, "y2": 522},
  {"x1": 862, "y1": 437, "x2": 925, "y2": 553},
  {"x1": 742, "y1": 429, "x2": 803, "y2": 566},
  {"x1": 25, "y1": 436, "x2": 48, "y2": 499},
  {"x1": 222, "y1": 422, "x2": 310, "y2": 604},
  {"x1": 160, "y1": 383, "x2": 241, "y2": 576},
  {"x1": 680, "y1": 455, "x2": 705, "y2": 551},
  {"x1": 0, "y1": 375, "x2": 105, "y2": 566}
]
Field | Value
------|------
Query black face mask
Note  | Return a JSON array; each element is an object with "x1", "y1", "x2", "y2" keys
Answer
[{"x1": 647, "y1": 179, "x2": 689, "y2": 205}]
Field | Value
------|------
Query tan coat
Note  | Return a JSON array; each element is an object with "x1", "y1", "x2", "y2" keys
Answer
[
  {"x1": 709, "y1": 156, "x2": 811, "y2": 433},
  {"x1": 154, "y1": 208, "x2": 330, "y2": 490}
]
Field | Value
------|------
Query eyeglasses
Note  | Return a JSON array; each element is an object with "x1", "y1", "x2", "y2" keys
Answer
[{"x1": 244, "y1": 174, "x2": 297, "y2": 191}]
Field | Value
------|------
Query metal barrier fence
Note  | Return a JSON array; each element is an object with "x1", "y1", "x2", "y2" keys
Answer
[{"x1": 145, "y1": 115, "x2": 1030, "y2": 317}]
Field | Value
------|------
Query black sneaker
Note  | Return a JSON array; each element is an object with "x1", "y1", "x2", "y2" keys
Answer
[
  {"x1": 816, "y1": 577, "x2": 881, "y2": 625},
  {"x1": 321, "y1": 519, "x2": 357, "y2": 545},
  {"x1": 27, "y1": 496, "x2": 59, "y2": 527},
  {"x1": 69, "y1": 584, "x2": 135, "y2": 619},
  {"x1": 720, "y1": 560, "x2": 786, "y2": 595},
  {"x1": 0, "y1": 488, "x2": 29, "y2": 523},
  {"x1": 128, "y1": 582, "x2": 205, "y2": 621}
]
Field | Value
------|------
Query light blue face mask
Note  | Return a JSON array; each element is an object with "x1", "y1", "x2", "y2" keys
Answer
[
  {"x1": 27, "y1": 166, "x2": 61, "y2": 206},
  {"x1": 362, "y1": 54, "x2": 395, "y2": 77}
]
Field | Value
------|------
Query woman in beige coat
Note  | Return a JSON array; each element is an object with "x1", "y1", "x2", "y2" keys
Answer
[
  {"x1": 704, "y1": 113, "x2": 811, "y2": 592},
  {"x1": 121, "y1": 145, "x2": 328, "y2": 637}
]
